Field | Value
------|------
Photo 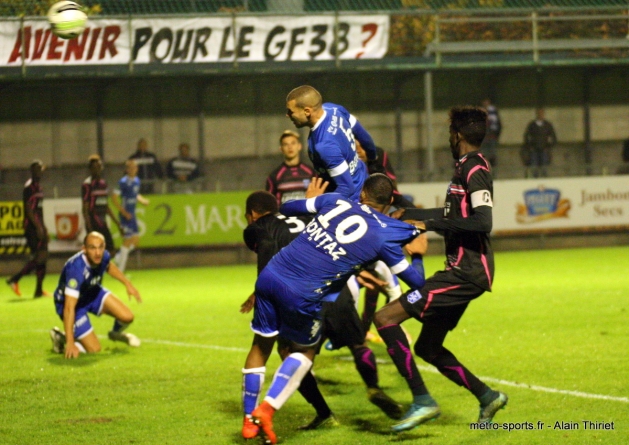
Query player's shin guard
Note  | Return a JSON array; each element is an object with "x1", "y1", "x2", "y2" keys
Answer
[
  {"x1": 242, "y1": 367, "x2": 265, "y2": 415},
  {"x1": 264, "y1": 353, "x2": 312, "y2": 410},
  {"x1": 351, "y1": 345, "x2": 379, "y2": 389},
  {"x1": 378, "y1": 324, "x2": 428, "y2": 397}
]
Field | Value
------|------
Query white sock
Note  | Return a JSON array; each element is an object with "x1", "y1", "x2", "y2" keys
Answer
[
  {"x1": 242, "y1": 367, "x2": 266, "y2": 415},
  {"x1": 118, "y1": 246, "x2": 131, "y2": 272},
  {"x1": 75, "y1": 342, "x2": 86, "y2": 353},
  {"x1": 264, "y1": 353, "x2": 312, "y2": 410}
]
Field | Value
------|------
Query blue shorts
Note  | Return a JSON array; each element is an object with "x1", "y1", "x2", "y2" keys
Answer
[
  {"x1": 55, "y1": 287, "x2": 111, "y2": 339},
  {"x1": 251, "y1": 268, "x2": 322, "y2": 346},
  {"x1": 120, "y1": 215, "x2": 139, "y2": 238}
]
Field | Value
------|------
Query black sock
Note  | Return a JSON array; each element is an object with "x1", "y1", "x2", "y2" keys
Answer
[
  {"x1": 11, "y1": 259, "x2": 38, "y2": 283},
  {"x1": 351, "y1": 345, "x2": 379, "y2": 389},
  {"x1": 298, "y1": 371, "x2": 331, "y2": 418},
  {"x1": 361, "y1": 289, "x2": 379, "y2": 333},
  {"x1": 377, "y1": 324, "x2": 428, "y2": 397},
  {"x1": 429, "y1": 347, "x2": 490, "y2": 399},
  {"x1": 35, "y1": 263, "x2": 46, "y2": 294}
]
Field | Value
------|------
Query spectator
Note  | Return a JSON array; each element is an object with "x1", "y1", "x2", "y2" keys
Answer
[
  {"x1": 616, "y1": 138, "x2": 629, "y2": 175},
  {"x1": 480, "y1": 98, "x2": 501, "y2": 172},
  {"x1": 166, "y1": 143, "x2": 201, "y2": 194},
  {"x1": 128, "y1": 138, "x2": 163, "y2": 194},
  {"x1": 522, "y1": 108, "x2": 557, "y2": 178}
]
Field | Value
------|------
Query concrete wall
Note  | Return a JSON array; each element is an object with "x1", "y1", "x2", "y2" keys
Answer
[{"x1": 1, "y1": 67, "x2": 628, "y2": 184}]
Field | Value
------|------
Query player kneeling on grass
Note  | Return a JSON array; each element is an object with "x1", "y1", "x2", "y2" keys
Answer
[{"x1": 49, "y1": 231, "x2": 142, "y2": 359}]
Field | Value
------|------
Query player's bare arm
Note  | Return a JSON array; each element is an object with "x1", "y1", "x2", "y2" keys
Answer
[
  {"x1": 107, "y1": 262, "x2": 142, "y2": 303},
  {"x1": 404, "y1": 232, "x2": 428, "y2": 256},
  {"x1": 240, "y1": 293, "x2": 256, "y2": 314},
  {"x1": 63, "y1": 296, "x2": 80, "y2": 359},
  {"x1": 107, "y1": 205, "x2": 123, "y2": 232},
  {"x1": 138, "y1": 194, "x2": 150, "y2": 206},
  {"x1": 112, "y1": 193, "x2": 131, "y2": 220},
  {"x1": 305, "y1": 177, "x2": 328, "y2": 198}
]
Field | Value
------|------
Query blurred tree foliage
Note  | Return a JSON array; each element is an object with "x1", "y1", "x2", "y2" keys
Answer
[{"x1": 389, "y1": 2, "x2": 629, "y2": 56}]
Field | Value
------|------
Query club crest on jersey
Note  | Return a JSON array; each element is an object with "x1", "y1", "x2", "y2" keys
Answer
[
  {"x1": 68, "y1": 278, "x2": 78, "y2": 289},
  {"x1": 406, "y1": 290, "x2": 423, "y2": 304}
]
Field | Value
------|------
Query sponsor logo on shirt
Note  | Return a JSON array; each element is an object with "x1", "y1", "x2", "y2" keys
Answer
[{"x1": 406, "y1": 290, "x2": 422, "y2": 304}]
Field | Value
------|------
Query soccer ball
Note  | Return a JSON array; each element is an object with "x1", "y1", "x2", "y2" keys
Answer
[{"x1": 47, "y1": 1, "x2": 88, "y2": 40}]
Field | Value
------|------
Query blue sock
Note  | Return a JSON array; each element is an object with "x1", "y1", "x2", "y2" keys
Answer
[{"x1": 242, "y1": 367, "x2": 265, "y2": 415}]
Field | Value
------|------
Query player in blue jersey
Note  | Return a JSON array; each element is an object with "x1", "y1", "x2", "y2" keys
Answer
[
  {"x1": 374, "y1": 106, "x2": 507, "y2": 432},
  {"x1": 249, "y1": 174, "x2": 427, "y2": 444},
  {"x1": 286, "y1": 85, "x2": 377, "y2": 202},
  {"x1": 49, "y1": 232, "x2": 143, "y2": 359},
  {"x1": 112, "y1": 160, "x2": 149, "y2": 273}
]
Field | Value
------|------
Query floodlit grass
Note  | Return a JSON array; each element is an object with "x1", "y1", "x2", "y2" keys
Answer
[{"x1": 1, "y1": 246, "x2": 628, "y2": 445}]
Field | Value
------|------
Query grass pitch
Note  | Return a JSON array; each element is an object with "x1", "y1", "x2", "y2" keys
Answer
[{"x1": 1, "y1": 246, "x2": 628, "y2": 445}]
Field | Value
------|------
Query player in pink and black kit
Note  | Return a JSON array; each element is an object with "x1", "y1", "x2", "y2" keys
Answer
[
  {"x1": 6, "y1": 160, "x2": 49, "y2": 298},
  {"x1": 82, "y1": 155, "x2": 120, "y2": 254},
  {"x1": 265, "y1": 130, "x2": 315, "y2": 205},
  {"x1": 374, "y1": 106, "x2": 508, "y2": 433}
]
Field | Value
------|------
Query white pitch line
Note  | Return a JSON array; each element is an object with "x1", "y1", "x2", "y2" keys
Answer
[
  {"x1": 141, "y1": 338, "x2": 628, "y2": 404},
  {"x1": 35, "y1": 333, "x2": 626, "y2": 405}
]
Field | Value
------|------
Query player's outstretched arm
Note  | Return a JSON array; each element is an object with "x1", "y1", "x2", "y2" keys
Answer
[{"x1": 107, "y1": 262, "x2": 142, "y2": 303}]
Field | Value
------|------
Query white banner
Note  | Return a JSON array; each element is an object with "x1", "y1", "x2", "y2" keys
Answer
[
  {"x1": 0, "y1": 15, "x2": 389, "y2": 66},
  {"x1": 399, "y1": 175, "x2": 629, "y2": 235}
]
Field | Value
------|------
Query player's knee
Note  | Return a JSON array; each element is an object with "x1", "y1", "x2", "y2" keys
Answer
[
  {"x1": 373, "y1": 309, "x2": 391, "y2": 328},
  {"x1": 118, "y1": 311, "x2": 134, "y2": 324},
  {"x1": 413, "y1": 341, "x2": 438, "y2": 363}
]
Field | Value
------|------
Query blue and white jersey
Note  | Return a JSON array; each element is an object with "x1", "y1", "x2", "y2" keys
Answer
[
  {"x1": 54, "y1": 250, "x2": 111, "y2": 309},
  {"x1": 308, "y1": 103, "x2": 376, "y2": 201},
  {"x1": 265, "y1": 193, "x2": 424, "y2": 306},
  {"x1": 114, "y1": 175, "x2": 141, "y2": 217}
]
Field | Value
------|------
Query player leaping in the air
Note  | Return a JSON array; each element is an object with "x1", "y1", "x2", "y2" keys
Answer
[{"x1": 286, "y1": 85, "x2": 377, "y2": 202}]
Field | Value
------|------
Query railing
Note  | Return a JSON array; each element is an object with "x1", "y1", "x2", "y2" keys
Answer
[{"x1": 425, "y1": 12, "x2": 629, "y2": 66}]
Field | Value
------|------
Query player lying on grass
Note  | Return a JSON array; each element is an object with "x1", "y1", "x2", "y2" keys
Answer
[
  {"x1": 239, "y1": 191, "x2": 404, "y2": 440},
  {"x1": 49, "y1": 231, "x2": 142, "y2": 359},
  {"x1": 247, "y1": 174, "x2": 427, "y2": 444}
]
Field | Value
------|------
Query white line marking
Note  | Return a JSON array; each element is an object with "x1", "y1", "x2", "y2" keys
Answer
[
  {"x1": 42, "y1": 333, "x2": 629, "y2": 404},
  {"x1": 142, "y1": 338, "x2": 248, "y2": 353}
]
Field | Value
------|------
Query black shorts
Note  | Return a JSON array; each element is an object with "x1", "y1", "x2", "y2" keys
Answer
[
  {"x1": 91, "y1": 221, "x2": 115, "y2": 253},
  {"x1": 321, "y1": 285, "x2": 364, "y2": 350},
  {"x1": 399, "y1": 269, "x2": 485, "y2": 331},
  {"x1": 25, "y1": 225, "x2": 47, "y2": 253}
]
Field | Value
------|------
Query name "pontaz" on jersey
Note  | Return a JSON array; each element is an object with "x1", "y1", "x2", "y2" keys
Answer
[{"x1": 304, "y1": 219, "x2": 347, "y2": 261}]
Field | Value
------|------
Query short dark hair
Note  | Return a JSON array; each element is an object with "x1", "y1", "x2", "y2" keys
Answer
[
  {"x1": 279, "y1": 130, "x2": 300, "y2": 144},
  {"x1": 363, "y1": 173, "x2": 394, "y2": 206},
  {"x1": 246, "y1": 191, "x2": 278, "y2": 215},
  {"x1": 449, "y1": 106, "x2": 487, "y2": 147}
]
